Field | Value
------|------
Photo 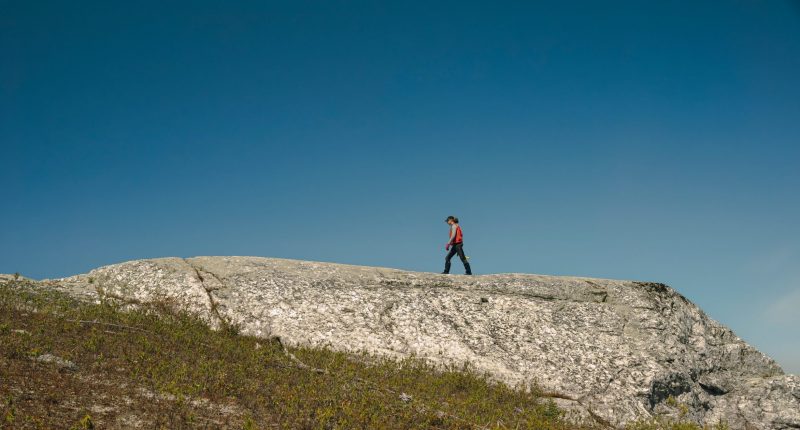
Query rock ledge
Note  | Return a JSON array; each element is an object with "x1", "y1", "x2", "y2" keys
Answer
[{"x1": 44, "y1": 256, "x2": 799, "y2": 428}]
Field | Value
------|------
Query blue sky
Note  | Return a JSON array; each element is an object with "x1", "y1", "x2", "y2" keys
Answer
[{"x1": 2, "y1": 1, "x2": 799, "y2": 373}]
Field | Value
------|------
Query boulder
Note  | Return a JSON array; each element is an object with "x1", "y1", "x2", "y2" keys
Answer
[{"x1": 51, "y1": 256, "x2": 798, "y2": 428}]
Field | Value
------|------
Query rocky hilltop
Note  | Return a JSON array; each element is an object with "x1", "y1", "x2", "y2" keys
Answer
[{"x1": 48, "y1": 257, "x2": 798, "y2": 428}]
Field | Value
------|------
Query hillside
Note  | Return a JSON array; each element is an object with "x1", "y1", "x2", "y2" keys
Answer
[
  {"x1": 3, "y1": 257, "x2": 799, "y2": 428},
  {"x1": 1, "y1": 278, "x2": 588, "y2": 429}
]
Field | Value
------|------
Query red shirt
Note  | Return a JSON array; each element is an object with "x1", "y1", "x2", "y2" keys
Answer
[{"x1": 449, "y1": 224, "x2": 463, "y2": 244}]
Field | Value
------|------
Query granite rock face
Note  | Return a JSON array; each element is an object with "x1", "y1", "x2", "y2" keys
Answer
[{"x1": 52, "y1": 257, "x2": 799, "y2": 428}]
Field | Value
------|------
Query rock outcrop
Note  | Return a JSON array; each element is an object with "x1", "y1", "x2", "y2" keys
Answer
[{"x1": 47, "y1": 257, "x2": 798, "y2": 428}]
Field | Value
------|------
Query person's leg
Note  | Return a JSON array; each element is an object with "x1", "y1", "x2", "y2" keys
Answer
[
  {"x1": 456, "y1": 244, "x2": 472, "y2": 275},
  {"x1": 443, "y1": 247, "x2": 456, "y2": 274}
]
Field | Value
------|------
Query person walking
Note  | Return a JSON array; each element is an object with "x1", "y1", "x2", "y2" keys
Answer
[{"x1": 443, "y1": 216, "x2": 472, "y2": 275}]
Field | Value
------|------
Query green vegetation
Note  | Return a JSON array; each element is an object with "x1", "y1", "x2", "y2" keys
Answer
[{"x1": 0, "y1": 279, "x2": 726, "y2": 429}]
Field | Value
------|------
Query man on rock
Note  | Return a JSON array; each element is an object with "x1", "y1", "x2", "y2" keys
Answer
[{"x1": 443, "y1": 216, "x2": 472, "y2": 275}]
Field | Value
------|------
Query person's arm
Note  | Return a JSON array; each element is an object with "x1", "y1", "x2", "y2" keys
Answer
[{"x1": 447, "y1": 225, "x2": 456, "y2": 246}]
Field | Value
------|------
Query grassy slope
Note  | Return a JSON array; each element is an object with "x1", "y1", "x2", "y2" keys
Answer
[{"x1": 0, "y1": 279, "x2": 724, "y2": 430}]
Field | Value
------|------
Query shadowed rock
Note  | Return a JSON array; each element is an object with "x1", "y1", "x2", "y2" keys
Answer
[{"x1": 48, "y1": 256, "x2": 799, "y2": 428}]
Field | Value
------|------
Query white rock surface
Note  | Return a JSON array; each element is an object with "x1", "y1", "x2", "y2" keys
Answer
[{"x1": 48, "y1": 256, "x2": 798, "y2": 428}]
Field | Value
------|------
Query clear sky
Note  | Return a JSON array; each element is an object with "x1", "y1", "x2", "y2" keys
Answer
[{"x1": 2, "y1": 1, "x2": 799, "y2": 373}]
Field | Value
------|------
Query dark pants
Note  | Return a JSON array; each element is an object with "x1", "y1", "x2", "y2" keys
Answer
[{"x1": 444, "y1": 243, "x2": 472, "y2": 275}]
